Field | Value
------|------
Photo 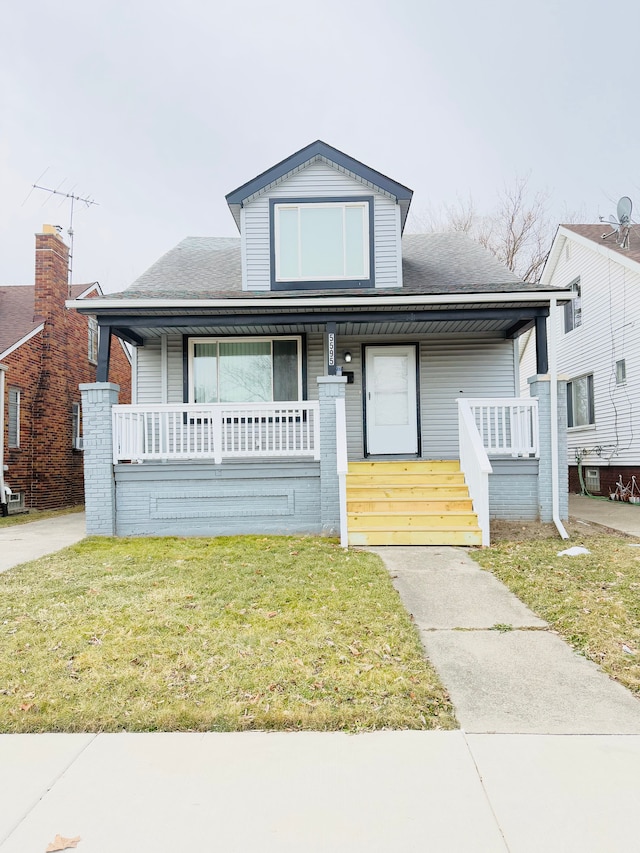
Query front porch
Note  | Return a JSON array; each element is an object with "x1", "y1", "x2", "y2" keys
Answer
[{"x1": 81, "y1": 379, "x2": 563, "y2": 546}]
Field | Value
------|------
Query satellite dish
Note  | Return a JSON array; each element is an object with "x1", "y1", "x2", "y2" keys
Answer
[
  {"x1": 617, "y1": 196, "x2": 632, "y2": 224},
  {"x1": 601, "y1": 196, "x2": 634, "y2": 248}
]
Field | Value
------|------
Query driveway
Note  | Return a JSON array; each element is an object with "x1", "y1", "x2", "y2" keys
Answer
[{"x1": 0, "y1": 513, "x2": 86, "y2": 573}]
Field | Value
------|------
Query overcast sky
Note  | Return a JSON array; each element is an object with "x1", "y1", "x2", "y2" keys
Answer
[{"x1": 1, "y1": 0, "x2": 638, "y2": 292}]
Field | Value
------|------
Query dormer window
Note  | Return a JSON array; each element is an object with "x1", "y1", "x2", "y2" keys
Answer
[{"x1": 270, "y1": 196, "x2": 374, "y2": 290}]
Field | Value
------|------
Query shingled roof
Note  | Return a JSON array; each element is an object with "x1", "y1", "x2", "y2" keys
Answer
[
  {"x1": 561, "y1": 223, "x2": 640, "y2": 267},
  {"x1": 111, "y1": 231, "x2": 556, "y2": 301},
  {"x1": 0, "y1": 283, "x2": 96, "y2": 356}
]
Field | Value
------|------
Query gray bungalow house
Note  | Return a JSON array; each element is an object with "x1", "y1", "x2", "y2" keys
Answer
[{"x1": 70, "y1": 141, "x2": 571, "y2": 546}]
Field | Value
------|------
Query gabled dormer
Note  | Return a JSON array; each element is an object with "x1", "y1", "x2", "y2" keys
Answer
[{"x1": 225, "y1": 140, "x2": 413, "y2": 292}]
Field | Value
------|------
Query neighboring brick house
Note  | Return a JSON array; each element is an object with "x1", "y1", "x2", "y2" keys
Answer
[{"x1": 0, "y1": 225, "x2": 131, "y2": 511}]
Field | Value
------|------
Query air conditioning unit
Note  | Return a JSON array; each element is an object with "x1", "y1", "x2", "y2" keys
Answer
[
  {"x1": 73, "y1": 436, "x2": 84, "y2": 451},
  {"x1": 7, "y1": 491, "x2": 25, "y2": 515}
]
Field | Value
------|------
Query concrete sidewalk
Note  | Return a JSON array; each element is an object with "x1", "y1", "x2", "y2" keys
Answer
[
  {"x1": 2, "y1": 731, "x2": 640, "y2": 853},
  {"x1": 0, "y1": 513, "x2": 86, "y2": 573}
]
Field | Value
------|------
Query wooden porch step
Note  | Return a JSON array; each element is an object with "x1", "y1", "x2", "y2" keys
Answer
[
  {"x1": 348, "y1": 498, "x2": 473, "y2": 513},
  {"x1": 345, "y1": 459, "x2": 482, "y2": 547},
  {"x1": 348, "y1": 512, "x2": 479, "y2": 529},
  {"x1": 348, "y1": 460, "x2": 461, "y2": 474},
  {"x1": 347, "y1": 485, "x2": 471, "y2": 500},
  {"x1": 347, "y1": 473, "x2": 466, "y2": 486},
  {"x1": 348, "y1": 528, "x2": 483, "y2": 547}
]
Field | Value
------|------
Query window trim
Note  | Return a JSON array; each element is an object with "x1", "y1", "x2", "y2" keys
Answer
[
  {"x1": 8, "y1": 387, "x2": 20, "y2": 448},
  {"x1": 183, "y1": 335, "x2": 305, "y2": 404},
  {"x1": 567, "y1": 373, "x2": 594, "y2": 428},
  {"x1": 88, "y1": 316, "x2": 99, "y2": 364},
  {"x1": 616, "y1": 359, "x2": 627, "y2": 386},
  {"x1": 72, "y1": 402, "x2": 83, "y2": 451},
  {"x1": 564, "y1": 278, "x2": 582, "y2": 334},
  {"x1": 269, "y1": 196, "x2": 375, "y2": 291}
]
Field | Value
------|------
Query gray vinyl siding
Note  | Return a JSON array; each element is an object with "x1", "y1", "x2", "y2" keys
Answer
[
  {"x1": 167, "y1": 335, "x2": 184, "y2": 402},
  {"x1": 306, "y1": 333, "x2": 324, "y2": 400},
  {"x1": 305, "y1": 333, "x2": 515, "y2": 459},
  {"x1": 138, "y1": 331, "x2": 516, "y2": 459},
  {"x1": 135, "y1": 338, "x2": 163, "y2": 404},
  {"x1": 543, "y1": 236, "x2": 640, "y2": 468},
  {"x1": 242, "y1": 159, "x2": 402, "y2": 291},
  {"x1": 419, "y1": 337, "x2": 516, "y2": 458}
]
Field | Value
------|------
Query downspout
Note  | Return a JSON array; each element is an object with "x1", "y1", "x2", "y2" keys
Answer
[
  {"x1": 0, "y1": 365, "x2": 6, "y2": 516},
  {"x1": 548, "y1": 298, "x2": 569, "y2": 539}
]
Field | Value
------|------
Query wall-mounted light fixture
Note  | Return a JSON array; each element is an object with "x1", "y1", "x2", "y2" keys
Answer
[{"x1": 343, "y1": 352, "x2": 352, "y2": 363}]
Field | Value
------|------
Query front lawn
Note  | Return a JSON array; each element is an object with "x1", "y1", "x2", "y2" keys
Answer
[
  {"x1": 472, "y1": 532, "x2": 640, "y2": 694},
  {"x1": 0, "y1": 536, "x2": 456, "y2": 732}
]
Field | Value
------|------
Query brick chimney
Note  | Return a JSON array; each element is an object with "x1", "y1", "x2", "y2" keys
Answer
[{"x1": 34, "y1": 225, "x2": 70, "y2": 322}]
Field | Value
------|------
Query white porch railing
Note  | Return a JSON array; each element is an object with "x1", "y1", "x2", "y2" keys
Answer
[
  {"x1": 465, "y1": 398, "x2": 539, "y2": 458},
  {"x1": 112, "y1": 402, "x2": 320, "y2": 465},
  {"x1": 458, "y1": 400, "x2": 492, "y2": 547}
]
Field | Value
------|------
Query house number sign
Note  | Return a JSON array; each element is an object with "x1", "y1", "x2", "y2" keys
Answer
[{"x1": 326, "y1": 322, "x2": 336, "y2": 375}]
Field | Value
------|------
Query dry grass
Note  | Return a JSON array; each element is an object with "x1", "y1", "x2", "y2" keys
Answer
[
  {"x1": 472, "y1": 529, "x2": 640, "y2": 694},
  {"x1": 0, "y1": 505, "x2": 83, "y2": 528},
  {"x1": 0, "y1": 535, "x2": 456, "y2": 733}
]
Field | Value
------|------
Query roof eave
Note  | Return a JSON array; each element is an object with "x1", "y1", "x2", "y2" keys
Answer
[
  {"x1": 66, "y1": 289, "x2": 574, "y2": 315},
  {"x1": 225, "y1": 140, "x2": 413, "y2": 230}
]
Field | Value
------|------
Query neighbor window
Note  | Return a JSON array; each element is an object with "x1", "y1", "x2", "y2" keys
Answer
[
  {"x1": 88, "y1": 317, "x2": 98, "y2": 363},
  {"x1": 72, "y1": 402, "x2": 82, "y2": 450},
  {"x1": 567, "y1": 374, "x2": 594, "y2": 427},
  {"x1": 616, "y1": 359, "x2": 627, "y2": 385},
  {"x1": 188, "y1": 337, "x2": 301, "y2": 403},
  {"x1": 8, "y1": 387, "x2": 20, "y2": 448},
  {"x1": 272, "y1": 199, "x2": 371, "y2": 285},
  {"x1": 564, "y1": 279, "x2": 582, "y2": 333}
]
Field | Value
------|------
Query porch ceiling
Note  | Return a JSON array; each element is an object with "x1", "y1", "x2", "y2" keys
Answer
[{"x1": 96, "y1": 302, "x2": 551, "y2": 345}]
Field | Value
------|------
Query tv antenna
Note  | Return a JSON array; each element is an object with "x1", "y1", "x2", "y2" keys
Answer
[
  {"x1": 30, "y1": 181, "x2": 99, "y2": 293},
  {"x1": 600, "y1": 196, "x2": 633, "y2": 249}
]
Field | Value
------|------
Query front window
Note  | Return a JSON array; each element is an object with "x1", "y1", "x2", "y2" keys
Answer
[
  {"x1": 567, "y1": 374, "x2": 594, "y2": 427},
  {"x1": 564, "y1": 279, "x2": 581, "y2": 333},
  {"x1": 188, "y1": 337, "x2": 301, "y2": 403},
  {"x1": 271, "y1": 197, "x2": 373, "y2": 289},
  {"x1": 8, "y1": 387, "x2": 20, "y2": 448}
]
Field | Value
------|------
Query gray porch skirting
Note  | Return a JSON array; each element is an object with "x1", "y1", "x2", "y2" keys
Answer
[{"x1": 114, "y1": 460, "x2": 321, "y2": 537}]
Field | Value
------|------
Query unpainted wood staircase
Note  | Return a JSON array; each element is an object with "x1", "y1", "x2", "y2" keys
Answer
[{"x1": 346, "y1": 460, "x2": 483, "y2": 546}]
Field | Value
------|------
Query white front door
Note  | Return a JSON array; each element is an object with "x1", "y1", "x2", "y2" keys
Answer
[{"x1": 365, "y1": 345, "x2": 418, "y2": 455}]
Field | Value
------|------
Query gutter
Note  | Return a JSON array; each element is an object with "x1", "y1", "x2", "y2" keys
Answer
[
  {"x1": 548, "y1": 297, "x2": 569, "y2": 539},
  {"x1": 66, "y1": 289, "x2": 575, "y2": 313}
]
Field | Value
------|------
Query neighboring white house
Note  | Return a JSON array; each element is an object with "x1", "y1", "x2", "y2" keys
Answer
[
  {"x1": 521, "y1": 222, "x2": 640, "y2": 497},
  {"x1": 70, "y1": 141, "x2": 572, "y2": 545}
]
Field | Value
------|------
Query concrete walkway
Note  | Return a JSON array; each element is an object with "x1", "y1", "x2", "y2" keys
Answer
[
  {"x1": 372, "y1": 545, "x2": 640, "y2": 734},
  {"x1": 0, "y1": 512, "x2": 86, "y2": 573},
  {"x1": 570, "y1": 492, "x2": 640, "y2": 537}
]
